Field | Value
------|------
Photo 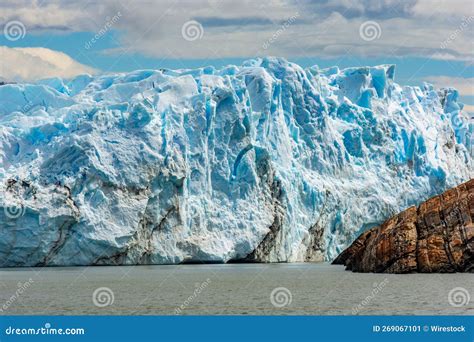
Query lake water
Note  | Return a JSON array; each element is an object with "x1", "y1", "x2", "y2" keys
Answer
[{"x1": 0, "y1": 263, "x2": 472, "y2": 315}]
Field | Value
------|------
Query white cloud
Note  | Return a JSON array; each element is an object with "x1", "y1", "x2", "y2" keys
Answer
[
  {"x1": 411, "y1": 0, "x2": 472, "y2": 17},
  {"x1": 463, "y1": 104, "x2": 474, "y2": 113},
  {"x1": 0, "y1": 46, "x2": 96, "y2": 81},
  {"x1": 0, "y1": 0, "x2": 472, "y2": 61},
  {"x1": 425, "y1": 76, "x2": 474, "y2": 96}
]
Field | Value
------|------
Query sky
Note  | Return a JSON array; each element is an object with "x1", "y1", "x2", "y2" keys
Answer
[{"x1": 0, "y1": 0, "x2": 473, "y2": 111}]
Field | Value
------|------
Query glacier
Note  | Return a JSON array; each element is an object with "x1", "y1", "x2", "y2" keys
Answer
[{"x1": 0, "y1": 57, "x2": 472, "y2": 266}]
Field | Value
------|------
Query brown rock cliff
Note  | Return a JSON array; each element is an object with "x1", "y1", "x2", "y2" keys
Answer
[{"x1": 333, "y1": 179, "x2": 474, "y2": 273}]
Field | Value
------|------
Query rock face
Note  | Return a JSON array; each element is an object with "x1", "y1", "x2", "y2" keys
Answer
[
  {"x1": 333, "y1": 179, "x2": 474, "y2": 273},
  {"x1": 0, "y1": 57, "x2": 472, "y2": 266}
]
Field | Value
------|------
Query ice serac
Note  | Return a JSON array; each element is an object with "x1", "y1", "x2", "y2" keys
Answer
[{"x1": 0, "y1": 57, "x2": 472, "y2": 266}]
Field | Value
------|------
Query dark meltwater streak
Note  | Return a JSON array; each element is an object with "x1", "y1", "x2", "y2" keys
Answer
[{"x1": 0, "y1": 264, "x2": 472, "y2": 315}]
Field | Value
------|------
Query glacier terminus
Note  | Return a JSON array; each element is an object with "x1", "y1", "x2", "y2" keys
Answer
[{"x1": 0, "y1": 57, "x2": 472, "y2": 266}]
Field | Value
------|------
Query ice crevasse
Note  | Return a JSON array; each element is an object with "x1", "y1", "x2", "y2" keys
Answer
[{"x1": 0, "y1": 57, "x2": 472, "y2": 266}]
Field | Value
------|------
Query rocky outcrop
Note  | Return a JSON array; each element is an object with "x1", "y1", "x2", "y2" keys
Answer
[{"x1": 333, "y1": 179, "x2": 474, "y2": 273}]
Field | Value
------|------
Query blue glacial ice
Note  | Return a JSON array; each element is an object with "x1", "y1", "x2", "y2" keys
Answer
[{"x1": 0, "y1": 57, "x2": 472, "y2": 266}]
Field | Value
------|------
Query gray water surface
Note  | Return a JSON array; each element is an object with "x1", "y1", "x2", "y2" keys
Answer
[{"x1": 0, "y1": 263, "x2": 472, "y2": 315}]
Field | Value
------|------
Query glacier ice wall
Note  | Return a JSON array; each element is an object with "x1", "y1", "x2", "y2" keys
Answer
[{"x1": 0, "y1": 57, "x2": 472, "y2": 266}]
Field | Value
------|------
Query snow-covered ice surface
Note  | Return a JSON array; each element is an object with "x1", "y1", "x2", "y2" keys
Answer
[{"x1": 0, "y1": 57, "x2": 472, "y2": 266}]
